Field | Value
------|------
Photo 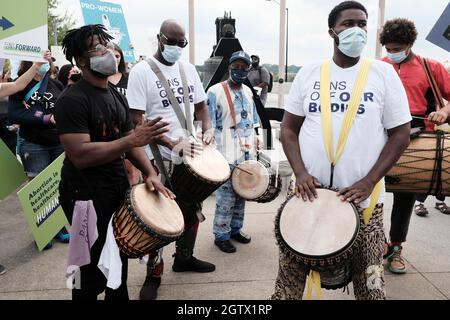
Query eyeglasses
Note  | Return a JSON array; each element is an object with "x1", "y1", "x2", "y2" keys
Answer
[
  {"x1": 160, "y1": 33, "x2": 188, "y2": 48},
  {"x1": 87, "y1": 42, "x2": 115, "y2": 54}
]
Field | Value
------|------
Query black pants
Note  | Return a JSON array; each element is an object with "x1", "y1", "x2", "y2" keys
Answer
[
  {"x1": 389, "y1": 193, "x2": 418, "y2": 243},
  {"x1": 416, "y1": 194, "x2": 445, "y2": 203},
  {"x1": 59, "y1": 180, "x2": 130, "y2": 300}
]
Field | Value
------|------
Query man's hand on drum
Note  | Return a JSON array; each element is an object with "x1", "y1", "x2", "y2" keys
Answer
[
  {"x1": 131, "y1": 116, "x2": 170, "y2": 147},
  {"x1": 294, "y1": 172, "x2": 321, "y2": 202},
  {"x1": 173, "y1": 136, "x2": 203, "y2": 158},
  {"x1": 428, "y1": 109, "x2": 450, "y2": 126},
  {"x1": 337, "y1": 177, "x2": 375, "y2": 204},
  {"x1": 145, "y1": 175, "x2": 176, "y2": 200},
  {"x1": 200, "y1": 128, "x2": 215, "y2": 145}
]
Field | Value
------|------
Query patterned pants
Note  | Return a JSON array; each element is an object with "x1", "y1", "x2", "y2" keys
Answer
[
  {"x1": 271, "y1": 204, "x2": 386, "y2": 300},
  {"x1": 213, "y1": 175, "x2": 246, "y2": 241}
]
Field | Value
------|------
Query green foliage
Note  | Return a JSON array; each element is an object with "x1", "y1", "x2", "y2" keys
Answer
[{"x1": 47, "y1": 0, "x2": 75, "y2": 46}]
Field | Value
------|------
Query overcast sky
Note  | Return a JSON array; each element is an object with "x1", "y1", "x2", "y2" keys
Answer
[{"x1": 56, "y1": 0, "x2": 450, "y2": 66}]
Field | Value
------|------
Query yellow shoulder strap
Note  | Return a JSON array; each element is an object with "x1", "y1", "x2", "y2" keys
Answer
[
  {"x1": 320, "y1": 59, "x2": 373, "y2": 165},
  {"x1": 320, "y1": 59, "x2": 380, "y2": 224}
]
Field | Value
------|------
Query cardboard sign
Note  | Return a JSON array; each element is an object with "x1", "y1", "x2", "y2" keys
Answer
[
  {"x1": 426, "y1": 3, "x2": 450, "y2": 52},
  {"x1": 0, "y1": 0, "x2": 48, "y2": 62},
  {"x1": 0, "y1": 138, "x2": 26, "y2": 200},
  {"x1": 17, "y1": 153, "x2": 68, "y2": 251},
  {"x1": 80, "y1": 0, "x2": 135, "y2": 62}
]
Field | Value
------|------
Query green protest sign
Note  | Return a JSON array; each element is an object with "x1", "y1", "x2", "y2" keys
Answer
[
  {"x1": 17, "y1": 153, "x2": 68, "y2": 251},
  {"x1": 0, "y1": 138, "x2": 26, "y2": 200},
  {"x1": 0, "y1": 0, "x2": 48, "y2": 62}
]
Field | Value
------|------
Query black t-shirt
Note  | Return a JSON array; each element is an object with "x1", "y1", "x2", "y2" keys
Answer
[
  {"x1": 110, "y1": 74, "x2": 128, "y2": 96},
  {"x1": 10, "y1": 78, "x2": 64, "y2": 146},
  {"x1": 54, "y1": 78, "x2": 133, "y2": 188}
]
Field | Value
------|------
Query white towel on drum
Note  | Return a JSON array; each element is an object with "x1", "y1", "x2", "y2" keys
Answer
[{"x1": 98, "y1": 217, "x2": 122, "y2": 289}]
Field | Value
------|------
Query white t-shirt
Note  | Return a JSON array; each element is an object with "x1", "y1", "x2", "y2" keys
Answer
[
  {"x1": 285, "y1": 58, "x2": 411, "y2": 208},
  {"x1": 127, "y1": 57, "x2": 207, "y2": 160},
  {"x1": 207, "y1": 82, "x2": 260, "y2": 163}
]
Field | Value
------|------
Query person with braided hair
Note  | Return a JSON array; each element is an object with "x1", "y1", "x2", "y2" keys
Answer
[{"x1": 55, "y1": 24, "x2": 174, "y2": 300}]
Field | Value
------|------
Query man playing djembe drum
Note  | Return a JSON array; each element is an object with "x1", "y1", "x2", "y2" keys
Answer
[
  {"x1": 271, "y1": 1, "x2": 411, "y2": 300},
  {"x1": 127, "y1": 19, "x2": 216, "y2": 300},
  {"x1": 380, "y1": 18, "x2": 450, "y2": 275},
  {"x1": 56, "y1": 25, "x2": 174, "y2": 300}
]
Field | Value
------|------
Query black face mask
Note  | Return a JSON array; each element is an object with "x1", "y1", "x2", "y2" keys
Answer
[
  {"x1": 69, "y1": 73, "x2": 82, "y2": 83},
  {"x1": 252, "y1": 62, "x2": 259, "y2": 68}
]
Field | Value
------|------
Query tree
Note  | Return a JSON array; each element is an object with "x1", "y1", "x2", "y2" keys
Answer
[{"x1": 47, "y1": 0, "x2": 76, "y2": 46}]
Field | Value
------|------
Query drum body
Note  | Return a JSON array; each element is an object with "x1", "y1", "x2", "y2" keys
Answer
[
  {"x1": 386, "y1": 132, "x2": 450, "y2": 196},
  {"x1": 171, "y1": 144, "x2": 231, "y2": 202},
  {"x1": 275, "y1": 189, "x2": 360, "y2": 289},
  {"x1": 113, "y1": 184, "x2": 185, "y2": 258},
  {"x1": 231, "y1": 159, "x2": 282, "y2": 203}
]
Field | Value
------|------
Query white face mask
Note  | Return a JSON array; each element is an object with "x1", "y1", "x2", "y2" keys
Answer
[
  {"x1": 161, "y1": 44, "x2": 183, "y2": 63},
  {"x1": 332, "y1": 27, "x2": 367, "y2": 58},
  {"x1": 387, "y1": 49, "x2": 409, "y2": 64}
]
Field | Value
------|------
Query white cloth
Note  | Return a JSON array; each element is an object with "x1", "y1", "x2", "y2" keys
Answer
[
  {"x1": 97, "y1": 217, "x2": 122, "y2": 290},
  {"x1": 66, "y1": 200, "x2": 98, "y2": 289},
  {"x1": 207, "y1": 82, "x2": 260, "y2": 163},
  {"x1": 127, "y1": 57, "x2": 207, "y2": 160},
  {"x1": 285, "y1": 58, "x2": 411, "y2": 208}
]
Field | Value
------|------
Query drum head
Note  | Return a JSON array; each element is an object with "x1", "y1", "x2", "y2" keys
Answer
[
  {"x1": 131, "y1": 184, "x2": 184, "y2": 237},
  {"x1": 183, "y1": 144, "x2": 230, "y2": 183},
  {"x1": 231, "y1": 160, "x2": 269, "y2": 199},
  {"x1": 279, "y1": 189, "x2": 359, "y2": 258}
]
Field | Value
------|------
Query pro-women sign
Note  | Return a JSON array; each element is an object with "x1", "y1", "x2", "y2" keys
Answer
[
  {"x1": 80, "y1": 0, "x2": 135, "y2": 62},
  {"x1": 0, "y1": 0, "x2": 48, "y2": 62}
]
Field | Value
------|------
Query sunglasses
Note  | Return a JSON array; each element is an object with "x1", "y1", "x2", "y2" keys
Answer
[
  {"x1": 87, "y1": 41, "x2": 115, "y2": 54},
  {"x1": 159, "y1": 33, "x2": 188, "y2": 48}
]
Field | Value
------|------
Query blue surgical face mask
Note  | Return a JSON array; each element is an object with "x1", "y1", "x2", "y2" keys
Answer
[
  {"x1": 387, "y1": 49, "x2": 409, "y2": 64},
  {"x1": 333, "y1": 27, "x2": 367, "y2": 58},
  {"x1": 37, "y1": 63, "x2": 50, "y2": 77},
  {"x1": 161, "y1": 44, "x2": 183, "y2": 63},
  {"x1": 230, "y1": 68, "x2": 249, "y2": 84}
]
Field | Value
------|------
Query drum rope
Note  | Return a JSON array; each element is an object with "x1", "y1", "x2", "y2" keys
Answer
[{"x1": 388, "y1": 133, "x2": 448, "y2": 195}]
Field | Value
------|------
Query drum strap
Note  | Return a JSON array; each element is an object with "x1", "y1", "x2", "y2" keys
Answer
[
  {"x1": 306, "y1": 270, "x2": 322, "y2": 300},
  {"x1": 320, "y1": 58, "x2": 373, "y2": 179},
  {"x1": 221, "y1": 81, "x2": 252, "y2": 156},
  {"x1": 146, "y1": 59, "x2": 193, "y2": 135},
  {"x1": 421, "y1": 58, "x2": 449, "y2": 132},
  {"x1": 421, "y1": 58, "x2": 445, "y2": 111},
  {"x1": 320, "y1": 58, "x2": 382, "y2": 223}
]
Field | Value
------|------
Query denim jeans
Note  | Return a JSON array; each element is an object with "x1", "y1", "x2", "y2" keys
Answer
[
  {"x1": 213, "y1": 165, "x2": 246, "y2": 241},
  {"x1": 18, "y1": 138, "x2": 64, "y2": 177}
]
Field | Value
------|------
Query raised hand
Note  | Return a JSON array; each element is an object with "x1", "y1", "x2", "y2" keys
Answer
[{"x1": 131, "y1": 116, "x2": 170, "y2": 147}]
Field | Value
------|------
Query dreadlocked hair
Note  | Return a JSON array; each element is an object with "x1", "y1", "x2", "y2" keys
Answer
[{"x1": 62, "y1": 24, "x2": 114, "y2": 65}]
